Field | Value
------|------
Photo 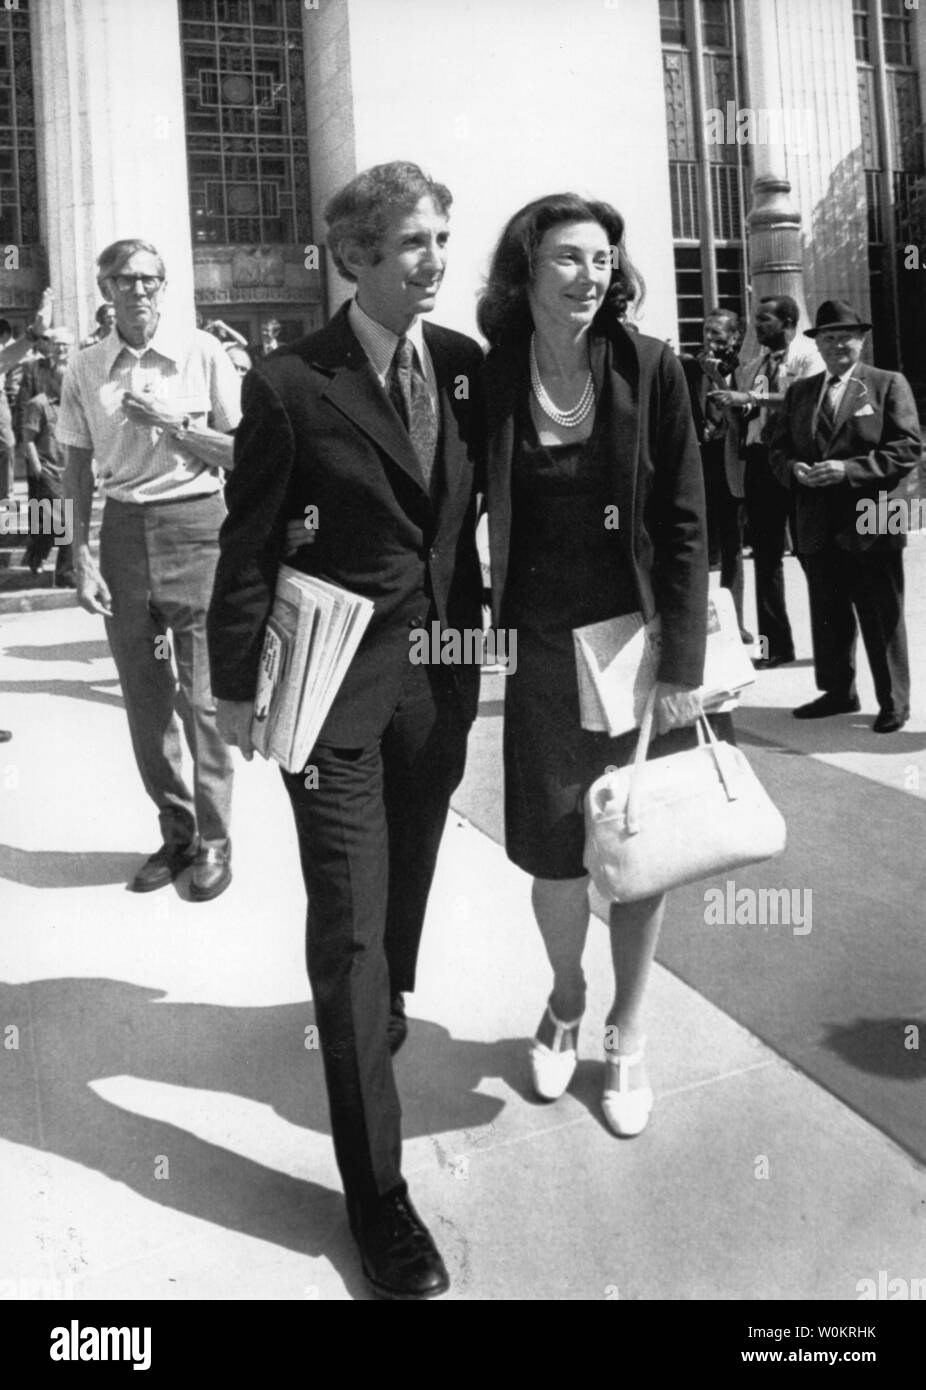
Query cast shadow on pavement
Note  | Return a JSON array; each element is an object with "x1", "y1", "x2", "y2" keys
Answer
[
  {"x1": 0, "y1": 678, "x2": 123, "y2": 709},
  {"x1": 2, "y1": 641, "x2": 111, "y2": 665},
  {"x1": 821, "y1": 1018, "x2": 926, "y2": 1079},
  {"x1": 736, "y1": 705, "x2": 926, "y2": 756},
  {"x1": 0, "y1": 845, "x2": 143, "y2": 889},
  {"x1": 0, "y1": 977, "x2": 517, "y2": 1298}
]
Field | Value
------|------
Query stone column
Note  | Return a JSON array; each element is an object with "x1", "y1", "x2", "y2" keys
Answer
[
  {"x1": 30, "y1": 0, "x2": 195, "y2": 339},
  {"x1": 738, "y1": 0, "x2": 869, "y2": 337},
  {"x1": 302, "y1": 0, "x2": 356, "y2": 317}
]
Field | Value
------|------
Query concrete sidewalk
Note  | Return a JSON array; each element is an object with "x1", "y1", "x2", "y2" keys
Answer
[{"x1": 1, "y1": 548, "x2": 925, "y2": 1300}]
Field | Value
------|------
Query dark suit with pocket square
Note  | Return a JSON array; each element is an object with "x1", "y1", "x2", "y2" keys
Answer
[{"x1": 769, "y1": 361, "x2": 921, "y2": 716}]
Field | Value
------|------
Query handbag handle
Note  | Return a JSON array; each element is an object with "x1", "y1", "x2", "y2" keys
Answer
[{"x1": 624, "y1": 687, "x2": 738, "y2": 835}]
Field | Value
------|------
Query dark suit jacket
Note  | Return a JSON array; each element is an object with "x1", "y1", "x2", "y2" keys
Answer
[
  {"x1": 208, "y1": 302, "x2": 485, "y2": 743},
  {"x1": 484, "y1": 318, "x2": 708, "y2": 689},
  {"x1": 768, "y1": 361, "x2": 922, "y2": 554},
  {"x1": 680, "y1": 351, "x2": 744, "y2": 498}
]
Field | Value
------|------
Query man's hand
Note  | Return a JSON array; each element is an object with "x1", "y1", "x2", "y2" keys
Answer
[
  {"x1": 653, "y1": 680, "x2": 703, "y2": 737},
  {"x1": 121, "y1": 390, "x2": 182, "y2": 432},
  {"x1": 76, "y1": 556, "x2": 112, "y2": 617},
  {"x1": 31, "y1": 288, "x2": 54, "y2": 339},
  {"x1": 216, "y1": 698, "x2": 256, "y2": 760},
  {"x1": 285, "y1": 516, "x2": 316, "y2": 558},
  {"x1": 793, "y1": 461, "x2": 814, "y2": 486},
  {"x1": 803, "y1": 460, "x2": 847, "y2": 488},
  {"x1": 709, "y1": 388, "x2": 752, "y2": 410}
]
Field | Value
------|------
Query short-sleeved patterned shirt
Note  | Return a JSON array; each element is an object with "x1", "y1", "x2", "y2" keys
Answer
[{"x1": 56, "y1": 321, "x2": 242, "y2": 503}]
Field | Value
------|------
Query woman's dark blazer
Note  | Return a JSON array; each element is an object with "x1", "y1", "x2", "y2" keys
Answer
[{"x1": 483, "y1": 314, "x2": 709, "y2": 689}]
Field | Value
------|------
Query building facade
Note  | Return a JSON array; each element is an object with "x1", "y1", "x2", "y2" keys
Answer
[{"x1": 1, "y1": 0, "x2": 924, "y2": 385}]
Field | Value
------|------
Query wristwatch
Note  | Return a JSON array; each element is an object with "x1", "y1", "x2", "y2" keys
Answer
[{"x1": 172, "y1": 414, "x2": 192, "y2": 441}]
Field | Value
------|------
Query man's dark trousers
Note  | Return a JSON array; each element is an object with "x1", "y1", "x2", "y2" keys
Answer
[
  {"x1": 282, "y1": 655, "x2": 470, "y2": 1203},
  {"x1": 744, "y1": 443, "x2": 795, "y2": 661},
  {"x1": 803, "y1": 547, "x2": 909, "y2": 717},
  {"x1": 702, "y1": 438, "x2": 745, "y2": 626}
]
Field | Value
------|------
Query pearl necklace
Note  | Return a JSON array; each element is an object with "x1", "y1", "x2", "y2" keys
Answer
[{"x1": 529, "y1": 335, "x2": 595, "y2": 429}]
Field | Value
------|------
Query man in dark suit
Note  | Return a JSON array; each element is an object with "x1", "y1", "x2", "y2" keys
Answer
[
  {"x1": 769, "y1": 299, "x2": 921, "y2": 732},
  {"x1": 680, "y1": 308, "x2": 751, "y2": 642},
  {"x1": 207, "y1": 163, "x2": 483, "y2": 1299}
]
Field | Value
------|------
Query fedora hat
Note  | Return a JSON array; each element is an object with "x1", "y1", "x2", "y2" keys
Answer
[{"x1": 805, "y1": 299, "x2": 871, "y2": 338}]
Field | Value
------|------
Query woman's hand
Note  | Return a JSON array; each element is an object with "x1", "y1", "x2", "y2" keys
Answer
[{"x1": 653, "y1": 680, "x2": 703, "y2": 736}]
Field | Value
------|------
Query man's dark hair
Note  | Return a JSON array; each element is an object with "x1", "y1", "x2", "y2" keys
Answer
[
  {"x1": 325, "y1": 162, "x2": 453, "y2": 282},
  {"x1": 476, "y1": 192, "x2": 645, "y2": 346},
  {"x1": 760, "y1": 295, "x2": 799, "y2": 329},
  {"x1": 0, "y1": 318, "x2": 11, "y2": 338},
  {"x1": 95, "y1": 303, "x2": 114, "y2": 325},
  {"x1": 96, "y1": 238, "x2": 166, "y2": 288}
]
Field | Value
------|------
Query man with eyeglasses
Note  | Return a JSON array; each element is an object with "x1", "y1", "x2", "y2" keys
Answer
[
  {"x1": 770, "y1": 299, "x2": 920, "y2": 733},
  {"x1": 59, "y1": 239, "x2": 242, "y2": 898}
]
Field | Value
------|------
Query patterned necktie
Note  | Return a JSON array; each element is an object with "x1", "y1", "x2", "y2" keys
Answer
[{"x1": 387, "y1": 336, "x2": 438, "y2": 489}]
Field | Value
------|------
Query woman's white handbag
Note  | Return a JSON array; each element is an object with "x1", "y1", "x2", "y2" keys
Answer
[{"x1": 584, "y1": 689, "x2": 787, "y2": 903}]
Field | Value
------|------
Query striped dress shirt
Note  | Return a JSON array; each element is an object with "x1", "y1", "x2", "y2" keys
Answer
[{"x1": 56, "y1": 321, "x2": 242, "y2": 504}]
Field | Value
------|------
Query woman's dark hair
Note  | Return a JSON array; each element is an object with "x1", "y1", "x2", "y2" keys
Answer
[{"x1": 476, "y1": 193, "x2": 644, "y2": 346}]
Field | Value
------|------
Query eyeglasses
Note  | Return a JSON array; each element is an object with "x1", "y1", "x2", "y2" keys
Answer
[{"x1": 111, "y1": 274, "x2": 164, "y2": 294}]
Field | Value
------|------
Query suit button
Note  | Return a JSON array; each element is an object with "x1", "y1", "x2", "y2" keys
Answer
[
  {"x1": 409, "y1": 615, "x2": 424, "y2": 628},
  {"x1": 429, "y1": 547, "x2": 437, "y2": 561}
]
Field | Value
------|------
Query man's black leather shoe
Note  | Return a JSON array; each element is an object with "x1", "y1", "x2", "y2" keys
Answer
[
  {"x1": 793, "y1": 693, "x2": 861, "y2": 719},
  {"x1": 753, "y1": 654, "x2": 793, "y2": 670},
  {"x1": 130, "y1": 841, "x2": 196, "y2": 893},
  {"x1": 349, "y1": 1188, "x2": 450, "y2": 1300},
  {"x1": 190, "y1": 841, "x2": 232, "y2": 902},
  {"x1": 387, "y1": 993, "x2": 408, "y2": 1056},
  {"x1": 872, "y1": 711, "x2": 907, "y2": 734}
]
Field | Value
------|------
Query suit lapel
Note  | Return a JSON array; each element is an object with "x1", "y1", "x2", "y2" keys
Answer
[
  {"x1": 423, "y1": 323, "x2": 459, "y2": 511},
  {"x1": 310, "y1": 305, "x2": 429, "y2": 493}
]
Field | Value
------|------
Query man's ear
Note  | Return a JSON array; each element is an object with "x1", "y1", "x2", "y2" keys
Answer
[{"x1": 339, "y1": 239, "x2": 370, "y2": 281}]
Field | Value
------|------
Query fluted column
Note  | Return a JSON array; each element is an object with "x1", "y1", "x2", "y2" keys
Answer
[
  {"x1": 31, "y1": 0, "x2": 195, "y2": 339},
  {"x1": 739, "y1": 0, "x2": 868, "y2": 329}
]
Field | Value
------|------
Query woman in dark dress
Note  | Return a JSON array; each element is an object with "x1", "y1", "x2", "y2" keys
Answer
[{"x1": 480, "y1": 194, "x2": 711, "y2": 1136}]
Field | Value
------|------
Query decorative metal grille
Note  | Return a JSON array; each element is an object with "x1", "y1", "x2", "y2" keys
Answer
[
  {"x1": 180, "y1": 0, "x2": 312, "y2": 245},
  {"x1": 711, "y1": 163, "x2": 743, "y2": 241},
  {"x1": 670, "y1": 162, "x2": 700, "y2": 241},
  {"x1": 659, "y1": 0, "x2": 686, "y2": 48},
  {"x1": 663, "y1": 0, "x2": 745, "y2": 336},
  {"x1": 853, "y1": 0, "x2": 871, "y2": 64},
  {"x1": 0, "y1": 0, "x2": 37, "y2": 247}
]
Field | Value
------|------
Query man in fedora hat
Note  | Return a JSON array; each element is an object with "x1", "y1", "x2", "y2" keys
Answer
[{"x1": 769, "y1": 299, "x2": 921, "y2": 732}]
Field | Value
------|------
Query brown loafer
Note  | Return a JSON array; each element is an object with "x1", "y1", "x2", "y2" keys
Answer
[{"x1": 190, "y1": 841, "x2": 232, "y2": 902}]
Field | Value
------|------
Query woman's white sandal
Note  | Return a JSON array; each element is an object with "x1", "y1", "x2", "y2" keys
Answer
[
  {"x1": 602, "y1": 1038, "x2": 653, "y2": 1137},
  {"x1": 528, "y1": 1002, "x2": 582, "y2": 1100}
]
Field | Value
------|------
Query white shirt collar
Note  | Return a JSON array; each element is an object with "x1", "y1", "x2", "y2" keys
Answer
[
  {"x1": 101, "y1": 317, "x2": 187, "y2": 373},
  {"x1": 348, "y1": 297, "x2": 428, "y2": 382}
]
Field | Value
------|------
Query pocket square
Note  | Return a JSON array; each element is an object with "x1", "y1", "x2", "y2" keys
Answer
[{"x1": 853, "y1": 404, "x2": 875, "y2": 417}]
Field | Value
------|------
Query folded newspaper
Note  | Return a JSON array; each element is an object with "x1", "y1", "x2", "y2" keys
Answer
[
  {"x1": 251, "y1": 565, "x2": 375, "y2": 773},
  {"x1": 573, "y1": 586, "x2": 754, "y2": 736}
]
